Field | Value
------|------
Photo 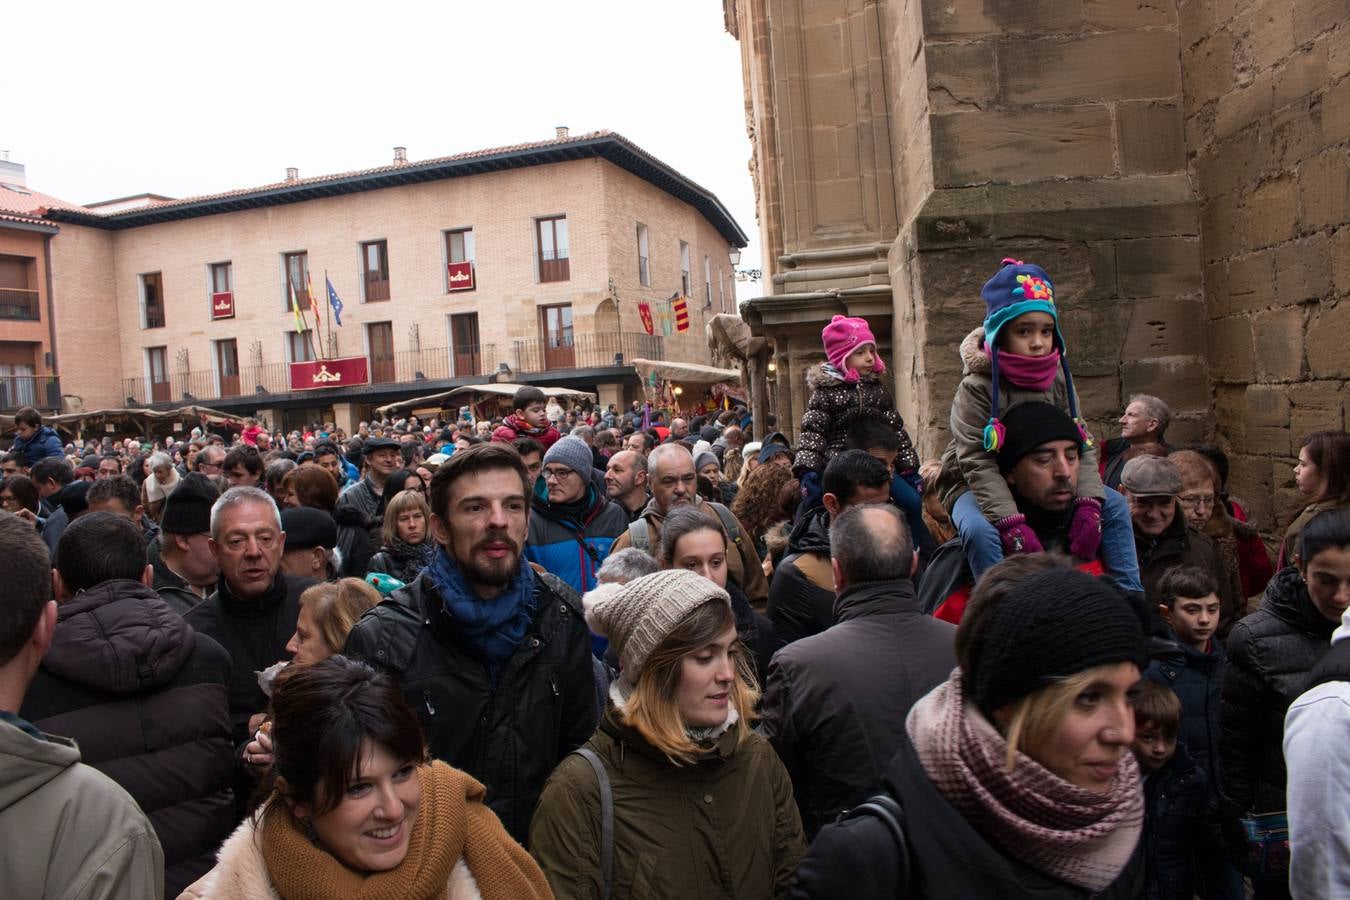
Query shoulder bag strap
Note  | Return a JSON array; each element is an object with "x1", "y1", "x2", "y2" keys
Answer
[
  {"x1": 843, "y1": 793, "x2": 910, "y2": 892},
  {"x1": 708, "y1": 502, "x2": 742, "y2": 546},
  {"x1": 627, "y1": 518, "x2": 651, "y2": 555},
  {"x1": 573, "y1": 747, "x2": 613, "y2": 900}
]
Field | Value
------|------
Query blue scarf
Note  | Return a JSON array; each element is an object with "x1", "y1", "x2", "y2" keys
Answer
[{"x1": 425, "y1": 546, "x2": 537, "y2": 682}]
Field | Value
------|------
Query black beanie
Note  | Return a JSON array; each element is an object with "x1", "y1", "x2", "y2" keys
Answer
[
  {"x1": 59, "y1": 482, "x2": 91, "y2": 519},
  {"x1": 996, "y1": 401, "x2": 1084, "y2": 473},
  {"x1": 280, "y1": 506, "x2": 338, "y2": 550},
  {"x1": 966, "y1": 568, "x2": 1147, "y2": 719},
  {"x1": 160, "y1": 473, "x2": 220, "y2": 535}
]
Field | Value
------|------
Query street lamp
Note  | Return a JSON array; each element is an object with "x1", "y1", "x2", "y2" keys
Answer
[{"x1": 729, "y1": 248, "x2": 741, "y2": 266}]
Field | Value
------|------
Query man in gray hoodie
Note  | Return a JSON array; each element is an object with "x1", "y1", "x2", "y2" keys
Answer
[{"x1": 0, "y1": 512, "x2": 163, "y2": 899}]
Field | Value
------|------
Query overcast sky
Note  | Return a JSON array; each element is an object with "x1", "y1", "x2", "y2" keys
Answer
[{"x1": 4, "y1": 0, "x2": 763, "y2": 296}]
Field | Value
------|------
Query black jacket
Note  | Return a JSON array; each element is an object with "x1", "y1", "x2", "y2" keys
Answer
[
  {"x1": 1220, "y1": 567, "x2": 1336, "y2": 818},
  {"x1": 343, "y1": 569, "x2": 598, "y2": 844},
  {"x1": 760, "y1": 578, "x2": 956, "y2": 838},
  {"x1": 366, "y1": 543, "x2": 431, "y2": 585},
  {"x1": 333, "y1": 505, "x2": 375, "y2": 577},
  {"x1": 184, "y1": 570, "x2": 314, "y2": 745},
  {"x1": 20, "y1": 580, "x2": 234, "y2": 897},
  {"x1": 768, "y1": 507, "x2": 835, "y2": 646},
  {"x1": 791, "y1": 732, "x2": 1148, "y2": 899},
  {"x1": 1135, "y1": 515, "x2": 1238, "y2": 636},
  {"x1": 1144, "y1": 639, "x2": 1226, "y2": 788},
  {"x1": 148, "y1": 538, "x2": 204, "y2": 617},
  {"x1": 1141, "y1": 745, "x2": 1223, "y2": 900}
]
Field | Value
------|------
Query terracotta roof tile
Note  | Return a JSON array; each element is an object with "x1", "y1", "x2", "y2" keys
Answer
[{"x1": 0, "y1": 183, "x2": 88, "y2": 217}]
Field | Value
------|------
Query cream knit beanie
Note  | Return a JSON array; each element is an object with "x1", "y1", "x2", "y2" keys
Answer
[{"x1": 585, "y1": 569, "x2": 731, "y2": 680}]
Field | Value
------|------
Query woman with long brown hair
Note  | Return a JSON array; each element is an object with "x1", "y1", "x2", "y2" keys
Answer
[
  {"x1": 731, "y1": 460, "x2": 796, "y2": 564},
  {"x1": 1281, "y1": 430, "x2": 1350, "y2": 568}
]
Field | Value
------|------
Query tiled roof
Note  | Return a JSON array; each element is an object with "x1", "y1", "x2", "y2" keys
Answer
[
  {"x1": 39, "y1": 131, "x2": 748, "y2": 245},
  {"x1": 0, "y1": 182, "x2": 88, "y2": 217}
]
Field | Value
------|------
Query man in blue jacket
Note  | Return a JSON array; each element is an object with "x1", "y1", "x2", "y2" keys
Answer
[
  {"x1": 10, "y1": 407, "x2": 64, "y2": 468},
  {"x1": 526, "y1": 436, "x2": 627, "y2": 598}
]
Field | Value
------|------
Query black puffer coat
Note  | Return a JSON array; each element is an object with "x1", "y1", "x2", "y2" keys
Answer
[
  {"x1": 1220, "y1": 567, "x2": 1336, "y2": 818},
  {"x1": 1144, "y1": 639, "x2": 1226, "y2": 788},
  {"x1": 1141, "y1": 744, "x2": 1223, "y2": 900},
  {"x1": 333, "y1": 505, "x2": 375, "y2": 577},
  {"x1": 790, "y1": 733, "x2": 1148, "y2": 899},
  {"x1": 20, "y1": 579, "x2": 234, "y2": 897},
  {"x1": 767, "y1": 506, "x2": 835, "y2": 646},
  {"x1": 343, "y1": 569, "x2": 598, "y2": 844},
  {"x1": 366, "y1": 542, "x2": 433, "y2": 585},
  {"x1": 792, "y1": 364, "x2": 919, "y2": 476}
]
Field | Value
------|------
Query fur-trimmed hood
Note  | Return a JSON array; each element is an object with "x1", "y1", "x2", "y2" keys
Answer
[
  {"x1": 805, "y1": 362, "x2": 883, "y2": 391},
  {"x1": 960, "y1": 328, "x2": 992, "y2": 376}
]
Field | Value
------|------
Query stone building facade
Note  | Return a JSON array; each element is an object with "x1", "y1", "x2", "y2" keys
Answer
[
  {"x1": 3, "y1": 132, "x2": 744, "y2": 432},
  {"x1": 727, "y1": 0, "x2": 1348, "y2": 535}
]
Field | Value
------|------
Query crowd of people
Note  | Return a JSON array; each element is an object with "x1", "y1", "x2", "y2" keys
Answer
[{"x1": 1, "y1": 257, "x2": 1348, "y2": 899}]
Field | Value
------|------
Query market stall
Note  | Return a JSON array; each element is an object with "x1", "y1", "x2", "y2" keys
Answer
[
  {"x1": 375, "y1": 383, "x2": 596, "y2": 421},
  {"x1": 629, "y1": 358, "x2": 744, "y2": 415},
  {"x1": 44, "y1": 405, "x2": 250, "y2": 442}
]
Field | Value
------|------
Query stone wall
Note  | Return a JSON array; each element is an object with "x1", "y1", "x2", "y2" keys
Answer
[{"x1": 1180, "y1": 0, "x2": 1350, "y2": 532}]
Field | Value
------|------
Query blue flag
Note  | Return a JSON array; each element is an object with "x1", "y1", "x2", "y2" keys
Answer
[{"x1": 326, "y1": 275, "x2": 343, "y2": 326}]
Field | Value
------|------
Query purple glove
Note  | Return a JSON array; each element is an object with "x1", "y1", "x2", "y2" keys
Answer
[
  {"x1": 996, "y1": 514, "x2": 1044, "y2": 556},
  {"x1": 1067, "y1": 497, "x2": 1104, "y2": 561}
]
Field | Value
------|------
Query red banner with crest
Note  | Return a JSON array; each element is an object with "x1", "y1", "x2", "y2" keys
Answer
[
  {"x1": 288, "y1": 356, "x2": 370, "y2": 391},
  {"x1": 210, "y1": 292, "x2": 234, "y2": 320},
  {"x1": 637, "y1": 302, "x2": 654, "y2": 335}
]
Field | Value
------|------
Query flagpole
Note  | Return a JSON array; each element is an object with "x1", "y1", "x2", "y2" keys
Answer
[{"x1": 324, "y1": 269, "x2": 332, "y2": 358}]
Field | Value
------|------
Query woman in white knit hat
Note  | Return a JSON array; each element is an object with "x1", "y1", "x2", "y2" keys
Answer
[{"x1": 529, "y1": 569, "x2": 805, "y2": 898}]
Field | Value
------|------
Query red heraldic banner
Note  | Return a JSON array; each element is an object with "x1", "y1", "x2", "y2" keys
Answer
[
  {"x1": 289, "y1": 356, "x2": 370, "y2": 391},
  {"x1": 447, "y1": 261, "x2": 475, "y2": 292},
  {"x1": 672, "y1": 295, "x2": 690, "y2": 332},
  {"x1": 638, "y1": 302, "x2": 655, "y2": 335},
  {"x1": 211, "y1": 292, "x2": 235, "y2": 320}
]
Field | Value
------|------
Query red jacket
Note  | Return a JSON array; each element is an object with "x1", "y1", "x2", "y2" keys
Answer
[{"x1": 497, "y1": 415, "x2": 560, "y2": 450}]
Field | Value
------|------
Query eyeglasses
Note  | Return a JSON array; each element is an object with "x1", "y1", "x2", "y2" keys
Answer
[
  {"x1": 541, "y1": 467, "x2": 578, "y2": 482},
  {"x1": 1178, "y1": 494, "x2": 1216, "y2": 510}
]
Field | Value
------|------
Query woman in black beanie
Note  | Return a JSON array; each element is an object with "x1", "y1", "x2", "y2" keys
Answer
[{"x1": 792, "y1": 566, "x2": 1149, "y2": 900}]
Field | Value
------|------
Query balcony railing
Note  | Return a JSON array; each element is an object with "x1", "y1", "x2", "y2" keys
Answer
[
  {"x1": 0, "y1": 287, "x2": 40, "y2": 320},
  {"x1": 512, "y1": 332, "x2": 664, "y2": 373},
  {"x1": 0, "y1": 375, "x2": 60, "y2": 411}
]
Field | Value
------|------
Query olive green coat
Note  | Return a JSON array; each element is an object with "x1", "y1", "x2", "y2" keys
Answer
[
  {"x1": 938, "y1": 327, "x2": 1104, "y2": 521},
  {"x1": 529, "y1": 709, "x2": 805, "y2": 899}
]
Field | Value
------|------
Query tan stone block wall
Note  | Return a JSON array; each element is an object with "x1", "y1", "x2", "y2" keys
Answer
[{"x1": 1182, "y1": 0, "x2": 1350, "y2": 534}]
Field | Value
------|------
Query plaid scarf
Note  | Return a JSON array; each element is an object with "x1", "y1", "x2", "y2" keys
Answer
[{"x1": 906, "y1": 671, "x2": 1142, "y2": 892}]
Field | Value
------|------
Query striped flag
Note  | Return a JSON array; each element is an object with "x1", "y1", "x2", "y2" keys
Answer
[
  {"x1": 289, "y1": 280, "x2": 308, "y2": 333},
  {"x1": 306, "y1": 271, "x2": 323, "y2": 323},
  {"x1": 673, "y1": 294, "x2": 690, "y2": 332}
]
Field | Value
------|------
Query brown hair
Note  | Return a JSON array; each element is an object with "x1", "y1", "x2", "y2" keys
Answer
[
  {"x1": 428, "y1": 442, "x2": 529, "y2": 521},
  {"x1": 381, "y1": 489, "x2": 431, "y2": 546},
  {"x1": 1301, "y1": 430, "x2": 1350, "y2": 505},
  {"x1": 283, "y1": 465, "x2": 339, "y2": 512},
  {"x1": 1168, "y1": 450, "x2": 1220, "y2": 494},
  {"x1": 1156, "y1": 564, "x2": 1219, "y2": 609},
  {"x1": 297, "y1": 579, "x2": 381, "y2": 656},
  {"x1": 731, "y1": 462, "x2": 794, "y2": 540},
  {"x1": 657, "y1": 506, "x2": 724, "y2": 568},
  {"x1": 621, "y1": 600, "x2": 759, "y2": 765},
  {"x1": 1132, "y1": 680, "x2": 1181, "y2": 739}
]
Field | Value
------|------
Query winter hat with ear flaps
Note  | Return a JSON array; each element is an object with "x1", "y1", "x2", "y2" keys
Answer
[
  {"x1": 980, "y1": 257, "x2": 1092, "y2": 455},
  {"x1": 821, "y1": 315, "x2": 887, "y2": 385}
]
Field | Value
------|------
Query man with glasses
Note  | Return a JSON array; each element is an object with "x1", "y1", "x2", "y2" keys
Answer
[
  {"x1": 524, "y1": 436, "x2": 627, "y2": 598},
  {"x1": 1120, "y1": 456, "x2": 1236, "y2": 623},
  {"x1": 194, "y1": 444, "x2": 226, "y2": 476}
]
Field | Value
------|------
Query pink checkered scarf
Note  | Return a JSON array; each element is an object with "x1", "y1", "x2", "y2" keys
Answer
[{"x1": 906, "y1": 672, "x2": 1143, "y2": 892}]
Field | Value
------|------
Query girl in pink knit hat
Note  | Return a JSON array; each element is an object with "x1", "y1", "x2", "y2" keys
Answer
[{"x1": 792, "y1": 315, "x2": 921, "y2": 500}]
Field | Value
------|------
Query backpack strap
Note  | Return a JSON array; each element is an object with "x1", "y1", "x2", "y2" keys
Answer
[
  {"x1": 626, "y1": 517, "x2": 652, "y2": 555},
  {"x1": 572, "y1": 747, "x2": 613, "y2": 900},
  {"x1": 707, "y1": 502, "x2": 742, "y2": 548},
  {"x1": 841, "y1": 793, "x2": 910, "y2": 892}
]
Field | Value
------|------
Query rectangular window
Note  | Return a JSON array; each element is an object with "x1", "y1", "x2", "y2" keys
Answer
[
  {"x1": 636, "y1": 223, "x2": 650, "y2": 287},
  {"x1": 361, "y1": 240, "x2": 390, "y2": 302},
  {"x1": 0, "y1": 255, "x2": 38, "y2": 320},
  {"x1": 142, "y1": 272, "x2": 165, "y2": 329},
  {"x1": 539, "y1": 304, "x2": 575, "y2": 369},
  {"x1": 215, "y1": 339, "x2": 240, "y2": 397},
  {"x1": 287, "y1": 331, "x2": 315, "y2": 363},
  {"x1": 209, "y1": 262, "x2": 234, "y2": 319},
  {"x1": 283, "y1": 251, "x2": 309, "y2": 312},
  {"x1": 537, "y1": 215, "x2": 570, "y2": 283},
  {"x1": 147, "y1": 346, "x2": 169, "y2": 402},
  {"x1": 680, "y1": 241, "x2": 691, "y2": 296},
  {"x1": 450, "y1": 312, "x2": 481, "y2": 377},
  {"x1": 368, "y1": 321, "x2": 395, "y2": 384},
  {"x1": 704, "y1": 255, "x2": 712, "y2": 306},
  {"x1": 445, "y1": 228, "x2": 476, "y2": 291}
]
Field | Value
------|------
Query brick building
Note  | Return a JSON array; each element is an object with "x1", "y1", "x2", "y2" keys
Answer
[
  {"x1": 1, "y1": 130, "x2": 745, "y2": 432},
  {"x1": 726, "y1": 0, "x2": 1348, "y2": 536}
]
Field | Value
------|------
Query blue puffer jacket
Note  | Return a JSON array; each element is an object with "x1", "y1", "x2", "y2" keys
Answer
[
  {"x1": 1142, "y1": 744, "x2": 1224, "y2": 900},
  {"x1": 1145, "y1": 637, "x2": 1227, "y2": 788},
  {"x1": 525, "y1": 483, "x2": 628, "y2": 597},
  {"x1": 12, "y1": 425, "x2": 64, "y2": 466}
]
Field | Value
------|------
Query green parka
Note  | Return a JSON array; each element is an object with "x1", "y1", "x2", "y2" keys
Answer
[
  {"x1": 938, "y1": 327, "x2": 1104, "y2": 521},
  {"x1": 529, "y1": 708, "x2": 805, "y2": 899}
]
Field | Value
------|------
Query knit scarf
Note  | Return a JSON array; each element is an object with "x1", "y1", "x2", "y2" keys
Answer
[
  {"x1": 388, "y1": 536, "x2": 436, "y2": 570},
  {"x1": 906, "y1": 672, "x2": 1143, "y2": 893},
  {"x1": 260, "y1": 761, "x2": 551, "y2": 900},
  {"x1": 426, "y1": 546, "x2": 536, "y2": 682},
  {"x1": 985, "y1": 347, "x2": 1062, "y2": 391}
]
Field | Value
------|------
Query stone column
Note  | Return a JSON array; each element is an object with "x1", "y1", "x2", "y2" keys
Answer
[
  {"x1": 595, "y1": 382, "x2": 624, "y2": 412},
  {"x1": 331, "y1": 402, "x2": 359, "y2": 437},
  {"x1": 255, "y1": 407, "x2": 283, "y2": 432}
]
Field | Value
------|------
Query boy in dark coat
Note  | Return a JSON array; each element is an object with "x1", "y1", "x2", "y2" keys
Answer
[{"x1": 1132, "y1": 681, "x2": 1227, "y2": 900}]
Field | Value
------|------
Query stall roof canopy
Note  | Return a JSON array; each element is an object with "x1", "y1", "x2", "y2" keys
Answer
[
  {"x1": 48, "y1": 406, "x2": 250, "y2": 434},
  {"x1": 629, "y1": 358, "x2": 741, "y2": 385},
  {"x1": 376, "y1": 383, "x2": 596, "y2": 417}
]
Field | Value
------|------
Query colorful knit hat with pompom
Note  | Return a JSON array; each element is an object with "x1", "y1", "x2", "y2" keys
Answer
[
  {"x1": 822, "y1": 315, "x2": 886, "y2": 385},
  {"x1": 979, "y1": 257, "x2": 1092, "y2": 453}
]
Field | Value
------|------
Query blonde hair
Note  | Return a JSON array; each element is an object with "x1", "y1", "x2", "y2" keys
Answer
[
  {"x1": 298, "y1": 578, "x2": 381, "y2": 655},
  {"x1": 381, "y1": 489, "x2": 431, "y2": 546},
  {"x1": 620, "y1": 600, "x2": 760, "y2": 765},
  {"x1": 997, "y1": 665, "x2": 1120, "y2": 773}
]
